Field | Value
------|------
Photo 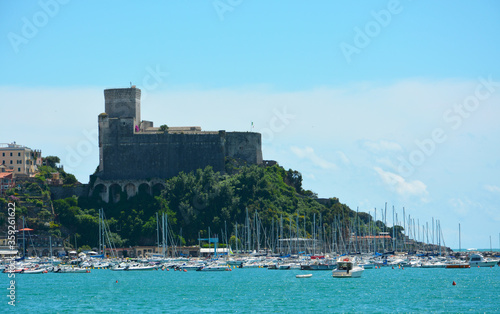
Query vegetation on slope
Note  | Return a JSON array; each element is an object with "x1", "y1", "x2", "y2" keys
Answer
[{"x1": 1, "y1": 158, "x2": 404, "y2": 251}]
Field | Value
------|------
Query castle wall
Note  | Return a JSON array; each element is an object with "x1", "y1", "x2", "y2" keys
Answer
[
  {"x1": 225, "y1": 132, "x2": 263, "y2": 165},
  {"x1": 95, "y1": 87, "x2": 262, "y2": 185},
  {"x1": 100, "y1": 125, "x2": 226, "y2": 180},
  {"x1": 104, "y1": 88, "x2": 141, "y2": 123}
]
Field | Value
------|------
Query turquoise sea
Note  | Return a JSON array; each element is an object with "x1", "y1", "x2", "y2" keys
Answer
[{"x1": 2, "y1": 266, "x2": 499, "y2": 313}]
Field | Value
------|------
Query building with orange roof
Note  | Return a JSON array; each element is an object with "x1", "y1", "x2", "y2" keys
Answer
[{"x1": 0, "y1": 166, "x2": 14, "y2": 194}]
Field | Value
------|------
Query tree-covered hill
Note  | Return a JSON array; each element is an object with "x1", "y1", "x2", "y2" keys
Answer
[{"x1": 2, "y1": 160, "x2": 407, "y2": 252}]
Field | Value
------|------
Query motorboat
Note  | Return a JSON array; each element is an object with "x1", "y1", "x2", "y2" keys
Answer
[
  {"x1": 301, "y1": 259, "x2": 336, "y2": 270},
  {"x1": 268, "y1": 263, "x2": 291, "y2": 270},
  {"x1": 296, "y1": 274, "x2": 312, "y2": 278},
  {"x1": 468, "y1": 253, "x2": 498, "y2": 267},
  {"x1": 22, "y1": 268, "x2": 47, "y2": 274},
  {"x1": 126, "y1": 263, "x2": 157, "y2": 271},
  {"x1": 197, "y1": 264, "x2": 231, "y2": 271},
  {"x1": 332, "y1": 256, "x2": 364, "y2": 278},
  {"x1": 54, "y1": 266, "x2": 89, "y2": 273},
  {"x1": 174, "y1": 263, "x2": 203, "y2": 271}
]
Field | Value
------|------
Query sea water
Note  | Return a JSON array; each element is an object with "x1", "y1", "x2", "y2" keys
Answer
[{"x1": 2, "y1": 266, "x2": 499, "y2": 313}]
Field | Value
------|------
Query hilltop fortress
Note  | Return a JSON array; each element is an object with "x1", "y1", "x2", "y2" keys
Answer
[{"x1": 90, "y1": 87, "x2": 262, "y2": 202}]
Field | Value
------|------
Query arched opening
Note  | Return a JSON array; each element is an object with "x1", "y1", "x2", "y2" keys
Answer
[
  {"x1": 152, "y1": 183, "x2": 165, "y2": 196},
  {"x1": 109, "y1": 184, "x2": 122, "y2": 203},
  {"x1": 93, "y1": 184, "x2": 108, "y2": 202},
  {"x1": 138, "y1": 183, "x2": 151, "y2": 195},
  {"x1": 125, "y1": 183, "x2": 137, "y2": 199}
]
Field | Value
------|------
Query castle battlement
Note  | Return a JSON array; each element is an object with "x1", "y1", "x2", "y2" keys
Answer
[{"x1": 92, "y1": 87, "x2": 262, "y2": 201}]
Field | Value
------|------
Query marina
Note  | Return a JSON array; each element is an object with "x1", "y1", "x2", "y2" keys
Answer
[{"x1": 2, "y1": 257, "x2": 499, "y2": 312}]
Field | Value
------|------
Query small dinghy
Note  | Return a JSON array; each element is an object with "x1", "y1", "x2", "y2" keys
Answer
[{"x1": 296, "y1": 274, "x2": 312, "y2": 278}]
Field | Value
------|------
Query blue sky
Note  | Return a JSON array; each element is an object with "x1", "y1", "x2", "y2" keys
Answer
[{"x1": 2, "y1": 0, "x2": 500, "y2": 250}]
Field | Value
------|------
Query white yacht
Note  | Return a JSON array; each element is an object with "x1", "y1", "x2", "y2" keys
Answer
[
  {"x1": 468, "y1": 253, "x2": 498, "y2": 267},
  {"x1": 332, "y1": 256, "x2": 364, "y2": 278}
]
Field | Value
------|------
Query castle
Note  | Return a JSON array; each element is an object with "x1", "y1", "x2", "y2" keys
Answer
[{"x1": 90, "y1": 87, "x2": 263, "y2": 202}]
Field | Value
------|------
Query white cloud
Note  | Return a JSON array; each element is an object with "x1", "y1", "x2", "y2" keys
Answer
[
  {"x1": 449, "y1": 198, "x2": 470, "y2": 216},
  {"x1": 374, "y1": 167, "x2": 428, "y2": 199},
  {"x1": 290, "y1": 146, "x2": 337, "y2": 170},
  {"x1": 337, "y1": 151, "x2": 350, "y2": 165},
  {"x1": 304, "y1": 173, "x2": 316, "y2": 180},
  {"x1": 484, "y1": 185, "x2": 500, "y2": 193},
  {"x1": 364, "y1": 140, "x2": 402, "y2": 152}
]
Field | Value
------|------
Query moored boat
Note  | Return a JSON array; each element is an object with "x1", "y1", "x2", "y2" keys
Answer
[
  {"x1": 54, "y1": 266, "x2": 89, "y2": 273},
  {"x1": 22, "y1": 268, "x2": 47, "y2": 274},
  {"x1": 332, "y1": 256, "x2": 364, "y2": 278},
  {"x1": 468, "y1": 253, "x2": 498, "y2": 267},
  {"x1": 197, "y1": 264, "x2": 231, "y2": 271},
  {"x1": 445, "y1": 264, "x2": 470, "y2": 269},
  {"x1": 126, "y1": 264, "x2": 157, "y2": 271}
]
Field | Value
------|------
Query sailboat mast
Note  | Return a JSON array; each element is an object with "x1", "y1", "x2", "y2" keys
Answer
[
  {"x1": 374, "y1": 209, "x2": 377, "y2": 254},
  {"x1": 98, "y1": 209, "x2": 102, "y2": 254},
  {"x1": 459, "y1": 223, "x2": 461, "y2": 252},
  {"x1": 162, "y1": 212, "x2": 166, "y2": 257},
  {"x1": 156, "y1": 212, "x2": 160, "y2": 253}
]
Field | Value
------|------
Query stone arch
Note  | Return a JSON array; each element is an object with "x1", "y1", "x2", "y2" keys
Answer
[
  {"x1": 138, "y1": 183, "x2": 151, "y2": 195},
  {"x1": 125, "y1": 183, "x2": 137, "y2": 199},
  {"x1": 109, "y1": 183, "x2": 122, "y2": 203},
  {"x1": 152, "y1": 183, "x2": 165, "y2": 196},
  {"x1": 93, "y1": 184, "x2": 108, "y2": 203}
]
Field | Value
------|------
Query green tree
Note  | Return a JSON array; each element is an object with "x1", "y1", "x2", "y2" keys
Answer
[
  {"x1": 159, "y1": 124, "x2": 169, "y2": 133},
  {"x1": 44, "y1": 156, "x2": 60, "y2": 168}
]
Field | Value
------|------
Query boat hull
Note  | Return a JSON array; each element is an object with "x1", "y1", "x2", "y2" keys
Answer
[
  {"x1": 445, "y1": 264, "x2": 470, "y2": 269},
  {"x1": 301, "y1": 264, "x2": 336, "y2": 271},
  {"x1": 332, "y1": 269, "x2": 363, "y2": 278}
]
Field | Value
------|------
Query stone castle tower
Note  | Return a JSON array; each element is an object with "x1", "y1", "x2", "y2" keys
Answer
[{"x1": 91, "y1": 87, "x2": 262, "y2": 202}]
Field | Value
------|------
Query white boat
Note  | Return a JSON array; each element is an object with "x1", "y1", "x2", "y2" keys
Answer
[
  {"x1": 268, "y1": 263, "x2": 291, "y2": 270},
  {"x1": 332, "y1": 256, "x2": 364, "y2": 278},
  {"x1": 126, "y1": 264, "x2": 157, "y2": 271},
  {"x1": 420, "y1": 261, "x2": 446, "y2": 268},
  {"x1": 54, "y1": 266, "x2": 89, "y2": 273},
  {"x1": 22, "y1": 268, "x2": 47, "y2": 274},
  {"x1": 197, "y1": 264, "x2": 230, "y2": 271},
  {"x1": 468, "y1": 253, "x2": 497, "y2": 267},
  {"x1": 175, "y1": 264, "x2": 203, "y2": 271},
  {"x1": 296, "y1": 274, "x2": 312, "y2": 278}
]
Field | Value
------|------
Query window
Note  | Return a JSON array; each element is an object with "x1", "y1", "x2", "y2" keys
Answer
[
  {"x1": 18, "y1": 168, "x2": 21, "y2": 172},
  {"x1": 10, "y1": 152, "x2": 12, "y2": 156},
  {"x1": 2, "y1": 153, "x2": 4, "y2": 156},
  {"x1": 18, "y1": 152, "x2": 21, "y2": 156},
  {"x1": 10, "y1": 160, "x2": 13, "y2": 164}
]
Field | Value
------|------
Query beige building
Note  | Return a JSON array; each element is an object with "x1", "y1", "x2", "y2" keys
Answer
[{"x1": 0, "y1": 142, "x2": 41, "y2": 176}]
